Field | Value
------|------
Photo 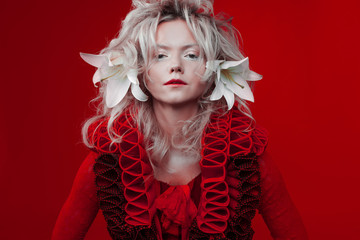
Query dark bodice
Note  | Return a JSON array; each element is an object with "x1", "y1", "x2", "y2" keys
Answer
[{"x1": 94, "y1": 152, "x2": 261, "y2": 240}]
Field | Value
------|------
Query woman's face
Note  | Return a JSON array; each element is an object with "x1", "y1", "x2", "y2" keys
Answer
[{"x1": 147, "y1": 19, "x2": 207, "y2": 107}]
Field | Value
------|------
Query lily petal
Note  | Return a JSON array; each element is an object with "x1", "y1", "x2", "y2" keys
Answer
[
  {"x1": 220, "y1": 57, "x2": 248, "y2": 70},
  {"x1": 131, "y1": 83, "x2": 148, "y2": 102},
  {"x1": 223, "y1": 88, "x2": 235, "y2": 110},
  {"x1": 223, "y1": 73, "x2": 245, "y2": 93},
  {"x1": 127, "y1": 69, "x2": 139, "y2": 84},
  {"x1": 99, "y1": 65, "x2": 122, "y2": 81},
  {"x1": 226, "y1": 75, "x2": 254, "y2": 102},
  {"x1": 210, "y1": 80, "x2": 225, "y2": 101},
  {"x1": 93, "y1": 69, "x2": 102, "y2": 86},
  {"x1": 105, "y1": 78, "x2": 131, "y2": 108},
  {"x1": 110, "y1": 52, "x2": 125, "y2": 66},
  {"x1": 246, "y1": 70, "x2": 263, "y2": 81},
  {"x1": 217, "y1": 67, "x2": 222, "y2": 82},
  {"x1": 80, "y1": 53, "x2": 108, "y2": 68}
]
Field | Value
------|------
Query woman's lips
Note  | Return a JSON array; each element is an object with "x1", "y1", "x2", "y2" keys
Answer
[{"x1": 164, "y1": 79, "x2": 187, "y2": 85}]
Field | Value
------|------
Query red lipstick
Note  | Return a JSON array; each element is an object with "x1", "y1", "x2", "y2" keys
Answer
[{"x1": 164, "y1": 79, "x2": 187, "y2": 85}]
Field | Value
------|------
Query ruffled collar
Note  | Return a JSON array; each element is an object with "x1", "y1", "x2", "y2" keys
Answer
[{"x1": 87, "y1": 106, "x2": 268, "y2": 234}]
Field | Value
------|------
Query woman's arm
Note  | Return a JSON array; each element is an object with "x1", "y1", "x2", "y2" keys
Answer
[
  {"x1": 52, "y1": 152, "x2": 99, "y2": 240},
  {"x1": 258, "y1": 152, "x2": 309, "y2": 240}
]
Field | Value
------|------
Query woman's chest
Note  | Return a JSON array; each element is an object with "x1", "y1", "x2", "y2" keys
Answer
[{"x1": 152, "y1": 149, "x2": 201, "y2": 186}]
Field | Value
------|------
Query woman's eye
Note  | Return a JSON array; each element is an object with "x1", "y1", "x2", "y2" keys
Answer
[
  {"x1": 157, "y1": 54, "x2": 167, "y2": 60},
  {"x1": 186, "y1": 53, "x2": 199, "y2": 60}
]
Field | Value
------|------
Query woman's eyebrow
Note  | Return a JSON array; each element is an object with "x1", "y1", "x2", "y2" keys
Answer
[
  {"x1": 182, "y1": 44, "x2": 199, "y2": 49},
  {"x1": 156, "y1": 43, "x2": 199, "y2": 50},
  {"x1": 156, "y1": 44, "x2": 170, "y2": 50}
]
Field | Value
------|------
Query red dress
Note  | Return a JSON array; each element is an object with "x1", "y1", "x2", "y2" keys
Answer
[{"x1": 52, "y1": 107, "x2": 308, "y2": 239}]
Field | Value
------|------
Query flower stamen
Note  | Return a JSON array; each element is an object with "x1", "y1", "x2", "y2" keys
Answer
[
  {"x1": 222, "y1": 69, "x2": 244, "y2": 89},
  {"x1": 101, "y1": 68, "x2": 122, "y2": 81}
]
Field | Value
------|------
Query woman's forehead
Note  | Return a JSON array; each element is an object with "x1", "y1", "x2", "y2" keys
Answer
[{"x1": 155, "y1": 19, "x2": 197, "y2": 45}]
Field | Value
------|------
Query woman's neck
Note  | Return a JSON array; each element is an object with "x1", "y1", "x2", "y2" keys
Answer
[
  {"x1": 150, "y1": 100, "x2": 202, "y2": 185},
  {"x1": 152, "y1": 100, "x2": 199, "y2": 136}
]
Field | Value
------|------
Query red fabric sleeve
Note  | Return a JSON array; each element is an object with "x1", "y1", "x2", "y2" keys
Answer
[
  {"x1": 52, "y1": 152, "x2": 99, "y2": 240},
  {"x1": 258, "y1": 152, "x2": 309, "y2": 240}
]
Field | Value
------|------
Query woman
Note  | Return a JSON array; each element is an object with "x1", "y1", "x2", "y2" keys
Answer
[{"x1": 52, "y1": 0, "x2": 308, "y2": 239}]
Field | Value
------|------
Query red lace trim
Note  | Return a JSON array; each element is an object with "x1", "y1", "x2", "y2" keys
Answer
[
  {"x1": 117, "y1": 112, "x2": 158, "y2": 226},
  {"x1": 197, "y1": 111, "x2": 230, "y2": 234},
  {"x1": 228, "y1": 109, "x2": 268, "y2": 157},
  {"x1": 87, "y1": 118, "x2": 119, "y2": 154},
  {"x1": 197, "y1": 108, "x2": 268, "y2": 234},
  {"x1": 88, "y1": 107, "x2": 268, "y2": 233},
  {"x1": 88, "y1": 113, "x2": 158, "y2": 227}
]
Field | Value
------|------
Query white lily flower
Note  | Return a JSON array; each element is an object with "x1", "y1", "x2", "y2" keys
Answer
[
  {"x1": 206, "y1": 57, "x2": 262, "y2": 110},
  {"x1": 80, "y1": 52, "x2": 148, "y2": 108}
]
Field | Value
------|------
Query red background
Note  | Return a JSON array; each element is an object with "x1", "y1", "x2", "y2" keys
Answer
[{"x1": 1, "y1": 0, "x2": 359, "y2": 239}]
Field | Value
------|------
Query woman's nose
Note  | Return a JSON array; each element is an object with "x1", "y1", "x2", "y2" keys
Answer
[
  {"x1": 170, "y1": 55, "x2": 184, "y2": 74},
  {"x1": 171, "y1": 65, "x2": 183, "y2": 73}
]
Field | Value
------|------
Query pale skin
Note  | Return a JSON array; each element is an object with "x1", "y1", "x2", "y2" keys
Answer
[{"x1": 146, "y1": 19, "x2": 207, "y2": 185}]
